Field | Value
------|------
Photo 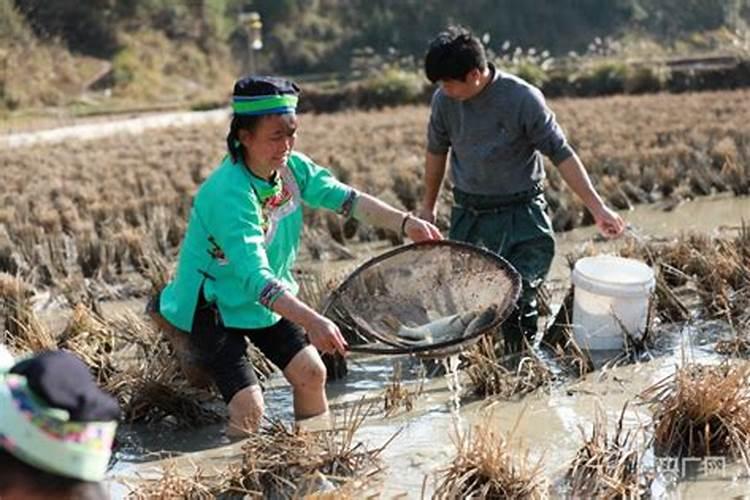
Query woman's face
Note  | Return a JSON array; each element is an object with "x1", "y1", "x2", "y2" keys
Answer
[{"x1": 240, "y1": 113, "x2": 298, "y2": 172}]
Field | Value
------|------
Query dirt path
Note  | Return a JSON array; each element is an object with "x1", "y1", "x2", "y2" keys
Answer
[{"x1": 0, "y1": 108, "x2": 229, "y2": 149}]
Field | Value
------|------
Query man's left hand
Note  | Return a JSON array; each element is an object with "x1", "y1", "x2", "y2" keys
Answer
[
  {"x1": 592, "y1": 205, "x2": 625, "y2": 238},
  {"x1": 405, "y1": 215, "x2": 443, "y2": 242}
]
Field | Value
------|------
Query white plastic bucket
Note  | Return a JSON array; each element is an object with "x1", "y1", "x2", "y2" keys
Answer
[{"x1": 571, "y1": 255, "x2": 655, "y2": 350}]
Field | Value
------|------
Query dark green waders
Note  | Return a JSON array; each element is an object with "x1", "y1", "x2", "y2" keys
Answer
[{"x1": 449, "y1": 186, "x2": 555, "y2": 353}]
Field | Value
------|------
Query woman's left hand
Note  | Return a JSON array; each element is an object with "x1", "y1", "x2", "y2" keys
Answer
[{"x1": 405, "y1": 215, "x2": 443, "y2": 242}]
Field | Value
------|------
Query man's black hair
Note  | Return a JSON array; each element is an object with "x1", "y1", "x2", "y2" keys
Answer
[{"x1": 424, "y1": 26, "x2": 487, "y2": 83}]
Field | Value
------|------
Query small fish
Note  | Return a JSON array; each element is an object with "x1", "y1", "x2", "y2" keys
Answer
[
  {"x1": 396, "y1": 312, "x2": 477, "y2": 345},
  {"x1": 349, "y1": 306, "x2": 500, "y2": 351},
  {"x1": 396, "y1": 306, "x2": 499, "y2": 346},
  {"x1": 463, "y1": 306, "x2": 499, "y2": 337}
]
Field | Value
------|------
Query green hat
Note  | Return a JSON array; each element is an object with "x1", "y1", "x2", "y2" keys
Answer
[{"x1": 232, "y1": 75, "x2": 300, "y2": 116}]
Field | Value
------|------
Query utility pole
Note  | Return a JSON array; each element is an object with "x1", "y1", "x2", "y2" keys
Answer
[{"x1": 238, "y1": 11, "x2": 263, "y2": 76}]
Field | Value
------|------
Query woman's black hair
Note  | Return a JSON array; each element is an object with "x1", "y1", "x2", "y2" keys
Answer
[
  {"x1": 0, "y1": 449, "x2": 106, "y2": 499},
  {"x1": 424, "y1": 26, "x2": 487, "y2": 83},
  {"x1": 226, "y1": 114, "x2": 264, "y2": 164}
]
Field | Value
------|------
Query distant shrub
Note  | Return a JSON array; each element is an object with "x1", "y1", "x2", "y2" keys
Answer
[
  {"x1": 624, "y1": 65, "x2": 668, "y2": 94},
  {"x1": 0, "y1": 0, "x2": 31, "y2": 42},
  {"x1": 299, "y1": 69, "x2": 429, "y2": 112},
  {"x1": 357, "y1": 68, "x2": 426, "y2": 108},
  {"x1": 572, "y1": 60, "x2": 628, "y2": 95},
  {"x1": 14, "y1": 0, "x2": 120, "y2": 57},
  {"x1": 508, "y1": 60, "x2": 550, "y2": 88},
  {"x1": 493, "y1": 45, "x2": 553, "y2": 88},
  {"x1": 112, "y1": 48, "x2": 138, "y2": 86}
]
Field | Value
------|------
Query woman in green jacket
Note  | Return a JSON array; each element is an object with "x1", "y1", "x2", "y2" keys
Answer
[{"x1": 154, "y1": 76, "x2": 442, "y2": 436}]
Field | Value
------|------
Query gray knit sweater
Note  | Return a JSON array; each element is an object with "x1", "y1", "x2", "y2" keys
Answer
[{"x1": 427, "y1": 64, "x2": 574, "y2": 196}]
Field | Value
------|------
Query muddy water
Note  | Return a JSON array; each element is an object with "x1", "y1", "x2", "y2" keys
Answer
[{"x1": 110, "y1": 194, "x2": 750, "y2": 498}]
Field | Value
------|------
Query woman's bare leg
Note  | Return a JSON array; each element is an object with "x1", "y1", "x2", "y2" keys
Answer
[
  {"x1": 226, "y1": 384, "x2": 264, "y2": 438},
  {"x1": 283, "y1": 345, "x2": 328, "y2": 419}
]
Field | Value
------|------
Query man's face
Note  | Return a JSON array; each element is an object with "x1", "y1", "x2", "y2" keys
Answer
[
  {"x1": 241, "y1": 113, "x2": 298, "y2": 170},
  {"x1": 439, "y1": 68, "x2": 483, "y2": 101}
]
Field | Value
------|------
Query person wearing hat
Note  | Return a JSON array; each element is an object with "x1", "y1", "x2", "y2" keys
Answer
[
  {"x1": 418, "y1": 27, "x2": 625, "y2": 353},
  {"x1": 0, "y1": 347, "x2": 120, "y2": 500},
  {"x1": 150, "y1": 76, "x2": 442, "y2": 437}
]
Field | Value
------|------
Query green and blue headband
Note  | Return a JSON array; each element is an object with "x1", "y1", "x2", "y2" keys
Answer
[{"x1": 232, "y1": 94, "x2": 298, "y2": 116}]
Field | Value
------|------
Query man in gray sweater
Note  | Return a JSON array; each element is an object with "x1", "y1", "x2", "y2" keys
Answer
[{"x1": 419, "y1": 27, "x2": 625, "y2": 352}]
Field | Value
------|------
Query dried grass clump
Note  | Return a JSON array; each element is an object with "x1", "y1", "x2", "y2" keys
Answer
[
  {"x1": 641, "y1": 362, "x2": 750, "y2": 469},
  {"x1": 551, "y1": 338, "x2": 594, "y2": 378},
  {"x1": 227, "y1": 404, "x2": 387, "y2": 498},
  {"x1": 619, "y1": 228, "x2": 750, "y2": 326},
  {"x1": 383, "y1": 364, "x2": 423, "y2": 415},
  {"x1": 433, "y1": 423, "x2": 547, "y2": 499},
  {"x1": 127, "y1": 415, "x2": 381, "y2": 500},
  {"x1": 111, "y1": 311, "x2": 223, "y2": 426},
  {"x1": 58, "y1": 303, "x2": 123, "y2": 386},
  {"x1": 540, "y1": 286, "x2": 594, "y2": 377},
  {"x1": 136, "y1": 250, "x2": 172, "y2": 294},
  {"x1": 0, "y1": 273, "x2": 55, "y2": 352},
  {"x1": 124, "y1": 378, "x2": 223, "y2": 427},
  {"x1": 715, "y1": 333, "x2": 750, "y2": 357},
  {"x1": 127, "y1": 463, "x2": 218, "y2": 499},
  {"x1": 464, "y1": 337, "x2": 552, "y2": 398},
  {"x1": 1, "y1": 292, "x2": 221, "y2": 427},
  {"x1": 566, "y1": 404, "x2": 650, "y2": 499}
]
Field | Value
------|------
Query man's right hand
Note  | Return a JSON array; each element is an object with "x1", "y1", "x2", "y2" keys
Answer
[
  {"x1": 306, "y1": 315, "x2": 348, "y2": 356},
  {"x1": 417, "y1": 205, "x2": 437, "y2": 224}
]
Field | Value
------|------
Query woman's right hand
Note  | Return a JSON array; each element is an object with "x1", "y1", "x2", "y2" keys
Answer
[
  {"x1": 306, "y1": 315, "x2": 349, "y2": 356},
  {"x1": 405, "y1": 215, "x2": 443, "y2": 242}
]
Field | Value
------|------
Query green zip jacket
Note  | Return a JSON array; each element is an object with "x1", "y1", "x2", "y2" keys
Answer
[{"x1": 159, "y1": 151, "x2": 357, "y2": 332}]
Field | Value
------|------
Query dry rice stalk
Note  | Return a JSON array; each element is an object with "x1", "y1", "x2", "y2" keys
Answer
[
  {"x1": 123, "y1": 378, "x2": 223, "y2": 426},
  {"x1": 127, "y1": 458, "x2": 373, "y2": 500},
  {"x1": 619, "y1": 229, "x2": 750, "y2": 325},
  {"x1": 126, "y1": 462, "x2": 219, "y2": 499},
  {"x1": 640, "y1": 362, "x2": 750, "y2": 470},
  {"x1": 551, "y1": 336, "x2": 593, "y2": 379},
  {"x1": 228, "y1": 401, "x2": 387, "y2": 498},
  {"x1": 136, "y1": 250, "x2": 172, "y2": 294},
  {"x1": 0, "y1": 273, "x2": 55, "y2": 353},
  {"x1": 715, "y1": 332, "x2": 750, "y2": 357},
  {"x1": 4, "y1": 311, "x2": 55, "y2": 354},
  {"x1": 112, "y1": 312, "x2": 223, "y2": 426},
  {"x1": 566, "y1": 403, "x2": 650, "y2": 499},
  {"x1": 433, "y1": 422, "x2": 548, "y2": 499},
  {"x1": 58, "y1": 303, "x2": 122, "y2": 387},
  {"x1": 540, "y1": 286, "x2": 594, "y2": 377},
  {"x1": 464, "y1": 336, "x2": 552, "y2": 398},
  {"x1": 536, "y1": 284, "x2": 553, "y2": 317},
  {"x1": 58, "y1": 276, "x2": 103, "y2": 316},
  {"x1": 653, "y1": 273, "x2": 690, "y2": 323},
  {"x1": 383, "y1": 363, "x2": 423, "y2": 415}
]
